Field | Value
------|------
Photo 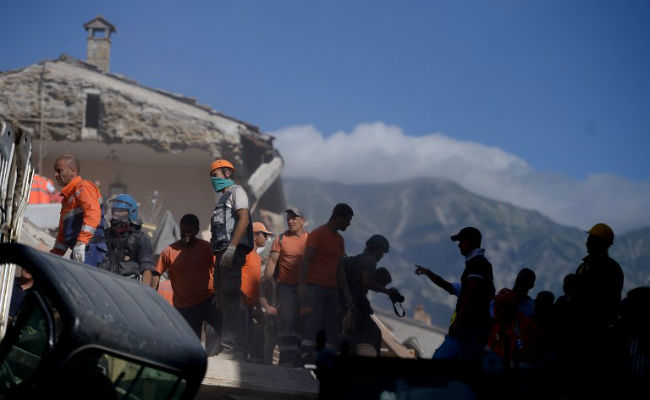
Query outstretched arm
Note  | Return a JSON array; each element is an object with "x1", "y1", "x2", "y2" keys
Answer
[{"x1": 414, "y1": 265, "x2": 456, "y2": 295}]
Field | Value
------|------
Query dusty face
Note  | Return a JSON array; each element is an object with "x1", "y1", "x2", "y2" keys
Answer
[
  {"x1": 254, "y1": 231, "x2": 268, "y2": 247},
  {"x1": 180, "y1": 223, "x2": 199, "y2": 246},
  {"x1": 286, "y1": 213, "x2": 304, "y2": 233},
  {"x1": 53, "y1": 158, "x2": 76, "y2": 187}
]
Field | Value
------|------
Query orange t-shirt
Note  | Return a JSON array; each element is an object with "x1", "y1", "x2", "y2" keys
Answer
[
  {"x1": 271, "y1": 230, "x2": 308, "y2": 285},
  {"x1": 155, "y1": 239, "x2": 215, "y2": 308},
  {"x1": 306, "y1": 225, "x2": 345, "y2": 288},
  {"x1": 241, "y1": 250, "x2": 261, "y2": 308}
]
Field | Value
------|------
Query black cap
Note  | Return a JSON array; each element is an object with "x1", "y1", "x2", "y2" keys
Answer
[{"x1": 450, "y1": 227, "x2": 482, "y2": 242}]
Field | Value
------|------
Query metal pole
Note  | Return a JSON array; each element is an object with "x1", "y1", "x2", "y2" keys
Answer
[{"x1": 38, "y1": 63, "x2": 45, "y2": 174}]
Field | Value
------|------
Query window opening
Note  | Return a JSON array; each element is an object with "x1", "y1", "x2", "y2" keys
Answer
[{"x1": 85, "y1": 93, "x2": 100, "y2": 128}]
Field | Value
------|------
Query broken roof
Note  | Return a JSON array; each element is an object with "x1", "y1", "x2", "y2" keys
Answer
[{"x1": 0, "y1": 55, "x2": 277, "y2": 161}]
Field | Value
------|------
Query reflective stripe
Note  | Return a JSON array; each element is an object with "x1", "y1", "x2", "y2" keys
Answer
[
  {"x1": 62, "y1": 207, "x2": 83, "y2": 221},
  {"x1": 54, "y1": 242, "x2": 68, "y2": 251},
  {"x1": 31, "y1": 188, "x2": 49, "y2": 193},
  {"x1": 300, "y1": 339, "x2": 317, "y2": 347},
  {"x1": 466, "y1": 274, "x2": 483, "y2": 280},
  {"x1": 81, "y1": 224, "x2": 96, "y2": 234}
]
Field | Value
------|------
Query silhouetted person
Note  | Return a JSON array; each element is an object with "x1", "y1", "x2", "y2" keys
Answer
[
  {"x1": 551, "y1": 274, "x2": 577, "y2": 356},
  {"x1": 487, "y1": 288, "x2": 545, "y2": 369},
  {"x1": 342, "y1": 235, "x2": 394, "y2": 355},
  {"x1": 616, "y1": 287, "x2": 650, "y2": 397},
  {"x1": 555, "y1": 273, "x2": 577, "y2": 308},
  {"x1": 299, "y1": 203, "x2": 354, "y2": 363},
  {"x1": 512, "y1": 268, "x2": 536, "y2": 317},
  {"x1": 568, "y1": 223, "x2": 624, "y2": 397},
  {"x1": 574, "y1": 223, "x2": 624, "y2": 330},
  {"x1": 532, "y1": 290, "x2": 555, "y2": 335},
  {"x1": 420, "y1": 227, "x2": 495, "y2": 359},
  {"x1": 490, "y1": 267, "x2": 537, "y2": 320}
]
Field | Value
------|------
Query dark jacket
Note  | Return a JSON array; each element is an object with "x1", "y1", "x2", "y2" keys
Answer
[
  {"x1": 99, "y1": 223, "x2": 153, "y2": 278},
  {"x1": 452, "y1": 254, "x2": 496, "y2": 336},
  {"x1": 574, "y1": 253, "x2": 624, "y2": 328},
  {"x1": 344, "y1": 252, "x2": 378, "y2": 314}
]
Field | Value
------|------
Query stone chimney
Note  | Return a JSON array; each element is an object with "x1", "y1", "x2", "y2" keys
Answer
[{"x1": 83, "y1": 16, "x2": 116, "y2": 72}]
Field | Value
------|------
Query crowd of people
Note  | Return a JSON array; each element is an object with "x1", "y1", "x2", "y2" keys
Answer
[
  {"x1": 414, "y1": 225, "x2": 648, "y2": 397},
  {"x1": 16, "y1": 153, "x2": 648, "y2": 397}
]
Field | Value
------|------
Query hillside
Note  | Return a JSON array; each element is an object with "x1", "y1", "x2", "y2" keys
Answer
[{"x1": 284, "y1": 178, "x2": 649, "y2": 327}]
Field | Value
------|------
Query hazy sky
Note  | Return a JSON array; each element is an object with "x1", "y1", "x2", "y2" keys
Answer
[{"x1": 1, "y1": 0, "x2": 648, "y2": 231}]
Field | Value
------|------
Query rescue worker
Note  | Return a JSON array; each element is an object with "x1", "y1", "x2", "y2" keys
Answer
[
  {"x1": 299, "y1": 203, "x2": 354, "y2": 363},
  {"x1": 28, "y1": 173, "x2": 56, "y2": 204},
  {"x1": 343, "y1": 234, "x2": 400, "y2": 355},
  {"x1": 50, "y1": 155, "x2": 106, "y2": 266},
  {"x1": 567, "y1": 223, "x2": 624, "y2": 396},
  {"x1": 154, "y1": 214, "x2": 221, "y2": 356},
  {"x1": 573, "y1": 223, "x2": 624, "y2": 336},
  {"x1": 209, "y1": 159, "x2": 254, "y2": 359},
  {"x1": 261, "y1": 207, "x2": 309, "y2": 367},
  {"x1": 98, "y1": 194, "x2": 154, "y2": 285},
  {"x1": 241, "y1": 221, "x2": 272, "y2": 363},
  {"x1": 418, "y1": 227, "x2": 495, "y2": 360}
]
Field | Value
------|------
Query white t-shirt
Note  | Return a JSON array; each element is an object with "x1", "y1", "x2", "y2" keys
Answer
[{"x1": 224, "y1": 184, "x2": 249, "y2": 211}]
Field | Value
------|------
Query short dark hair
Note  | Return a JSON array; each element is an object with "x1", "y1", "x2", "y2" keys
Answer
[
  {"x1": 331, "y1": 203, "x2": 354, "y2": 219},
  {"x1": 55, "y1": 154, "x2": 81, "y2": 173},
  {"x1": 518, "y1": 267, "x2": 536, "y2": 282},
  {"x1": 180, "y1": 214, "x2": 200, "y2": 229}
]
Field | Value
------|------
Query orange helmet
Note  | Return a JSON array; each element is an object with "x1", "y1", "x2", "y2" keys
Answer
[
  {"x1": 587, "y1": 223, "x2": 614, "y2": 244},
  {"x1": 210, "y1": 159, "x2": 235, "y2": 174}
]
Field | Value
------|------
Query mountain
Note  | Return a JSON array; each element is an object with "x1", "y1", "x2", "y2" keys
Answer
[{"x1": 284, "y1": 177, "x2": 649, "y2": 327}]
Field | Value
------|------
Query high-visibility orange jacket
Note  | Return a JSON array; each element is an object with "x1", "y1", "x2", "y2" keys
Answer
[
  {"x1": 28, "y1": 174, "x2": 55, "y2": 204},
  {"x1": 50, "y1": 176, "x2": 105, "y2": 255}
]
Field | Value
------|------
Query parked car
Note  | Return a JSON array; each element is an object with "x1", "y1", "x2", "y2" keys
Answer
[{"x1": 0, "y1": 243, "x2": 206, "y2": 399}]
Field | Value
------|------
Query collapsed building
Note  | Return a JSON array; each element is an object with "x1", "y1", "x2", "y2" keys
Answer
[{"x1": 0, "y1": 16, "x2": 286, "y2": 233}]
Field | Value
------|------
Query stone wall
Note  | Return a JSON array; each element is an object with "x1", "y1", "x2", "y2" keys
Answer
[{"x1": 0, "y1": 56, "x2": 276, "y2": 167}]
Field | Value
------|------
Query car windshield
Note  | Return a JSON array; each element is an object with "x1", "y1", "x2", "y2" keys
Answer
[
  {"x1": 61, "y1": 349, "x2": 187, "y2": 400},
  {"x1": 0, "y1": 296, "x2": 50, "y2": 393}
]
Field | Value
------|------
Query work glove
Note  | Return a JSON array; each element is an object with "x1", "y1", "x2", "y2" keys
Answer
[
  {"x1": 219, "y1": 244, "x2": 237, "y2": 270},
  {"x1": 72, "y1": 242, "x2": 86, "y2": 263}
]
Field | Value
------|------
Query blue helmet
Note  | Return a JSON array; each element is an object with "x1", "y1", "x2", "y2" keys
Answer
[{"x1": 109, "y1": 194, "x2": 139, "y2": 222}]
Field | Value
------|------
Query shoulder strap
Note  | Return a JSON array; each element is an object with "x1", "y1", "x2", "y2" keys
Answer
[{"x1": 217, "y1": 190, "x2": 232, "y2": 205}]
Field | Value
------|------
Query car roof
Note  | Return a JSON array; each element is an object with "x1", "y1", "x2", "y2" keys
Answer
[{"x1": 0, "y1": 243, "x2": 206, "y2": 376}]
